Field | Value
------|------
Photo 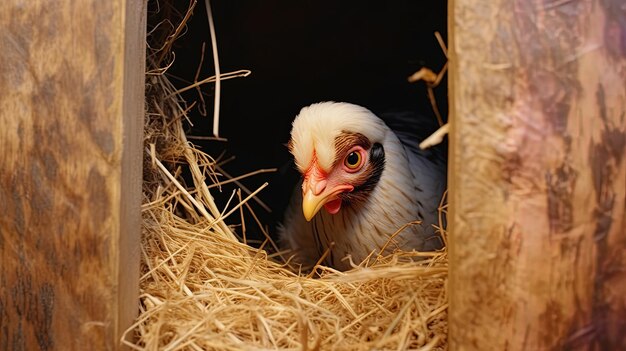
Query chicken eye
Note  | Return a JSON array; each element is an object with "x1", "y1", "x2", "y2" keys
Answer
[{"x1": 344, "y1": 151, "x2": 362, "y2": 169}]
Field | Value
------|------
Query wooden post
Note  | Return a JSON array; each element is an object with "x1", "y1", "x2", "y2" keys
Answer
[
  {"x1": 0, "y1": 1, "x2": 146, "y2": 350},
  {"x1": 448, "y1": 0, "x2": 626, "y2": 349}
]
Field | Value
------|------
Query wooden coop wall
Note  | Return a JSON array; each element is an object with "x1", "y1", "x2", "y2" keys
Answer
[
  {"x1": 448, "y1": 0, "x2": 626, "y2": 350},
  {"x1": 1, "y1": 0, "x2": 624, "y2": 350},
  {"x1": 0, "y1": 0, "x2": 146, "y2": 350}
]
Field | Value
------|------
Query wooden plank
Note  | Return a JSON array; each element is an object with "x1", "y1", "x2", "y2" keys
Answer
[
  {"x1": 0, "y1": 1, "x2": 146, "y2": 350},
  {"x1": 448, "y1": 0, "x2": 626, "y2": 349}
]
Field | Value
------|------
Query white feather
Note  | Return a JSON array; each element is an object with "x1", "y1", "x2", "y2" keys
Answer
[{"x1": 290, "y1": 102, "x2": 387, "y2": 172}]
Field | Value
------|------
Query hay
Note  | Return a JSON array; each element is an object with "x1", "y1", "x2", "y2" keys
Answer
[{"x1": 125, "y1": 3, "x2": 448, "y2": 350}]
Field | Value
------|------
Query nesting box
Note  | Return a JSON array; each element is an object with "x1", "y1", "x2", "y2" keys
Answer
[{"x1": 1, "y1": 0, "x2": 625, "y2": 350}]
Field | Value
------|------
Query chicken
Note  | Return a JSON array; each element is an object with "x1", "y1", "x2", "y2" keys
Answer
[{"x1": 279, "y1": 101, "x2": 446, "y2": 271}]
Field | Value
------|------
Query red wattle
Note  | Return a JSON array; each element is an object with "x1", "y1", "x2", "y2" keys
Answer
[{"x1": 323, "y1": 198, "x2": 342, "y2": 214}]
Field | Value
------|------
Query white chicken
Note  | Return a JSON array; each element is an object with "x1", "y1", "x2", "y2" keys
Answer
[{"x1": 279, "y1": 102, "x2": 446, "y2": 271}]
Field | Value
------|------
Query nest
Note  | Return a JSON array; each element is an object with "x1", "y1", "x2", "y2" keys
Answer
[{"x1": 124, "y1": 2, "x2": 448, "y2": 350}]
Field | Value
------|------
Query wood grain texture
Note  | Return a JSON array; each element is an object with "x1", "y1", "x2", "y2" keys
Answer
[
  {"x1": 0, "y1": 1, "x2": 146, "y2": 350},
  {"x1": 448, "y1": 0, "x2": 626, "y2": 350}
]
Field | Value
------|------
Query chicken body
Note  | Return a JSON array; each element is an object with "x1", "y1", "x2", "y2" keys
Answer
[{"x1": 279, "y1": 102, "x2": 445, "y2": 271}]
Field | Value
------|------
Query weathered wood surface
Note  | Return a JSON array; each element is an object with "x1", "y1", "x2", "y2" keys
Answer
[
  {"x1": 0, "y1": 1, "x2": 146, "y2": 350},
  {"x1": 448, "y1": 0, "x2": 626, "y2": 349}
]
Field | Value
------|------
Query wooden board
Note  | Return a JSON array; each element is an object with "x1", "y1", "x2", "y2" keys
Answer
[
  {"x1": 448, "y1": 0, "x2": 626, "y2": 349},
  {"x1": 0, "y1": 1, "x2": 146, "y2": 349}
]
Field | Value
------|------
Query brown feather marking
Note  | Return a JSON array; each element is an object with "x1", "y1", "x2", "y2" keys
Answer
[
  {"x1": 312, "y1": 217, "x2": 324, "y2": 258},
  {"x1": 332, "y1": 132, "x2": 371, "y2": 168},
  {"x1": 381, "y1": 207, "x2": 395, "y2": 225},
  {"x1": 317, "y1": 215, "x2": 336, "y2": 267},
  {"x1": 386, "y1": 181, "x2": 415, "y2": 204}
]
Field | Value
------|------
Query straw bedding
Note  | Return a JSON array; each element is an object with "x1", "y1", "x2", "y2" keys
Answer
[{"x1": 125, "y1": 3, "x2": 448, "y2": 350}]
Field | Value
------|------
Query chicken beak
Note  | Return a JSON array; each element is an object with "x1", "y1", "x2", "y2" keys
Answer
[
  {"x1": 301, "y1": 163, "x2": 330, "y2": 221},
  {"x1": 301, "y1": 163, "x2": 354, "y2": 221},
  {"x1": 302, "y1": 189, "x2": 327, "y2": 221}
]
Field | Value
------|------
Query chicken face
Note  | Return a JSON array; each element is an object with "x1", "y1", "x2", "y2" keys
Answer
[
  {"x1": 288, "y1": 102, "x2": 389, "y2": 222},
  {"x1": 301, "y1": 143, "x2": 364, "y2": 220},
  {"x1": 293, "y1": 130, "x2": 386, "y2": 221}
]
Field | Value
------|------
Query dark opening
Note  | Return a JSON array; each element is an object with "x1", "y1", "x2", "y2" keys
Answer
[{"x1": 152, "y1": 0, "x2": 448, "y2": 243}]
